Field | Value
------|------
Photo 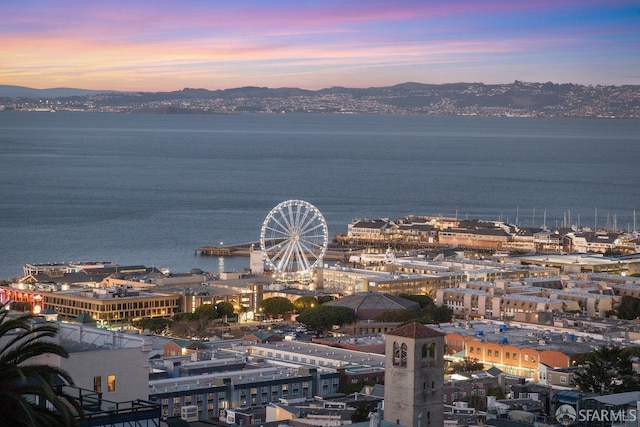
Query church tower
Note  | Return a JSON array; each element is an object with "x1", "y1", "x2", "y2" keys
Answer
[{"x1": 384, "y1": 322, "x2": 445, "y2": 427}]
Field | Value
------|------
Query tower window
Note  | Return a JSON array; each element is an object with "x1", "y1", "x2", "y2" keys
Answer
[{"x1": 400, "y1": 343, "x2": 407, "y2": 367}]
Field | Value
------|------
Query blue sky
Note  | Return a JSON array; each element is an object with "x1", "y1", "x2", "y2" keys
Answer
[{"x1": 1, "y1": 0, "x2": 638, "y2": 91}]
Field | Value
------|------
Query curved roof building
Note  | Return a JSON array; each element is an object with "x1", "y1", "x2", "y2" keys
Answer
[{"x1": 324, "y1": 292, "x2": 420, "y2": 321}]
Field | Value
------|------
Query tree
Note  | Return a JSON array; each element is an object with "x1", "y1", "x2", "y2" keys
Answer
[
  {"x1": 488, "y1": 386, "x2": 505, "y2": 400},
  {"x1": 351, "y1": 401, "x2": 371, "y2": 423},
  {"x1": 132, "y1": 318, "x2": 171, "y2": 334},
  {"x1": 260, "y1": 297, "x2": 294, "y2": 318},
  {"x1": 615, "y1": 296, "x2": 640, "y2": 320},
  {"x1": 173, "y1": 312, "x2": 200, "y2": 322},
  {"x1": 215, "y1": 302, "x2": 235, "y2": 320},
  {"x1": 318, "y1": 295, "x2": 335, "y2": 304},
  {"x1": 194, "y1": 304, "x2": 219, "y2": 320},
  {"x1": 573, "y1": 346, "x2": 640, "y2": 395},
  {"x1": 424, "y1": 304, "x2": 453, "y2": 323},
  {"x1": 293, "y1": 296, "x2": 319, "y2": 313},
  {"x1": 399, "y1": 294, "x2": 434, "y2": 308},
  {"x1": 447, "y1": 357, "x2": 484, "y2": 373},
  {"x1": 0, "y1": 307, "x2": 84, "y2": 427},
  {"x1": 296, "y1": 305, "x2": 357, "y2": 333},
  {"x1": 398, "y1": 294, "x2": 453, "y2": 323}
]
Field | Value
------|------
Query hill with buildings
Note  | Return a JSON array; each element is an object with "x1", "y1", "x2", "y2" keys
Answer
[{"x1": 1, "y1": 81, "x2": 639, "y2": 118}]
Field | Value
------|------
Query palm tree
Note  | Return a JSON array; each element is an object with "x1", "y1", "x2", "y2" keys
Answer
[{"x1": 0, "y1": 305, "x2": 83, "y2": 427}]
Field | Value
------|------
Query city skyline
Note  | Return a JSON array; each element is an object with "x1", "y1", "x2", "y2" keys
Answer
[{"x1": 2, "y1": 1, "x2": 639, "y2": 92}]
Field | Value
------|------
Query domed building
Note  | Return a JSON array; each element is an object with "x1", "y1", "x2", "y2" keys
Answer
[{"x1": 324, "y1": 291, "x2": 420, "y2": 321}]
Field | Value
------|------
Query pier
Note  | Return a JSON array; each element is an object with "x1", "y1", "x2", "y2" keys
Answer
[
  {"x1": 196, "y1": 239, "x2": 445, "y2": 262},
  {"x1": 196, "y1": 242, "x2": 257, "y2": 257},
  {"x1": 196, "y1": 242, "x2": 357, "y2": 262}
]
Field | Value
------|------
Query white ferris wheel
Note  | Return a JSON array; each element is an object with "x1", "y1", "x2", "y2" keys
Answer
[{"x1": 260, "y1": 200, "x2": 329, "y2": 277}]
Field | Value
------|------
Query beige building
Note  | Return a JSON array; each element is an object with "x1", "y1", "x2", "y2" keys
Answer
[{"x1": 30, "y1": 321, "x2": 152, "y2": 403}]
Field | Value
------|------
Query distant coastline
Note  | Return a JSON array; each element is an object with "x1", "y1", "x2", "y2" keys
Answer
[{"x1": 1, "y1": 81, "x2": 639, "y2": 118}]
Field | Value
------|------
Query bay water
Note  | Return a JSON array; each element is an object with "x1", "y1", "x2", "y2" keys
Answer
[{"x1": 1, "y1": 111, "x2": 638, "y2": 279}]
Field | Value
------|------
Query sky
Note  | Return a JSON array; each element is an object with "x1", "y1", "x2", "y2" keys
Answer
[{"x1": 1, "y1": 0, "x2": 639, "y2": 92}]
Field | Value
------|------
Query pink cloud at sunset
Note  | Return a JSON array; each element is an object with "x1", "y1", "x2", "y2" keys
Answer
[{"x1": 1, "y1": 0, "x2": 638, "y2": 91}]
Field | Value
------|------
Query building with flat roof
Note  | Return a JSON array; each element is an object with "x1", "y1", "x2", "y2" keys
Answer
[
  {"x1": 27, "y1": 321, "x2": 153, "y2": 403},
  {"x1": 439, "y1": 318, "x2": 640, "y2": 380}
]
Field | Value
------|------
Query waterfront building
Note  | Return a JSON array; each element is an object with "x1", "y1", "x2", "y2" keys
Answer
[
  {"x1": 347, "y1": 219, "x2": 395, "y2": 241},
  {"x1": 0, "y1": 284, "x2": 180, "y2": 323},
  {"x1": 437, "y1": 226, "x2": 510, "y2": 251},
  {"x1": 513, "y1": 253, "x2": 640, "y2": 275},
  {"x1": 316, "y1": 265, "x2": 465, "y2": 296}
]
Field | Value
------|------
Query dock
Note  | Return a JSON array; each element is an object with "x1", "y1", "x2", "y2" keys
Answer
[{"x1": 196, "y1": 242, "x2": 354, "y2": 262}]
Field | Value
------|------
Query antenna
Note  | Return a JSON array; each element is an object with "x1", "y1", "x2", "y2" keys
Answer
[{"x1": 532, "y1": 207, "x2": 535, "y2": 227}]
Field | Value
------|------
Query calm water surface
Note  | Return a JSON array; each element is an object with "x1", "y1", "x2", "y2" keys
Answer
[{"x1": 1, "y1": 112, "x2": 638, "y2": 278}]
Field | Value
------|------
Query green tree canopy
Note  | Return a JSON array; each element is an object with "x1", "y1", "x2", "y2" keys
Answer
[
  {"x1": 261, "y1": 297, "x2": 294, "y2": 318},
  {"x1": 422, "y1": 304, "x2": 453, "y2": 323},
  {"x1": 0, "y1": 307, "x2": 84, "y2": 427},
  {"x1": 296, "y1": 305, "x2": 357, "y2": 332},
  {"x1": 574, "y1": 346, "x2": 640, "y2": 395},
  {"x1": 351, "y1": 401, "x2": 372, "y2": 423},
  {"x1": 399, "y1": 294, "x2": 434, "y2": 308},
  {"x1": 447, "y1": 357, "x2": 484, "y2": 374},
  {"x1": 397, "y1": 294, "x2": 452, "y2": 323},
  {"x1": 615, "y1": 296, "x2": 640, "y2": 320},
  {"x1": 216, "y1": 302, "x2": 235, "y2": 318},
  {"x1": 194, "y1": 304, "x2": 219, "y2": 320},
  {"x1": 293, "y1": 296, "x2": 319, "y2": 313},
  {"x1": 173, "y1": 312, "x2": 201, "y2": 322},
  {"x1": 318, "y1": 295, "x2": 336, "y2": 304},
  {"x1": 132, "y1": 318, "x2": 171, "y2": 334}
]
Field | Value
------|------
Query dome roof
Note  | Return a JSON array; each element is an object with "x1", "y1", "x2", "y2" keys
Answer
[{"x1": 324, "y1": 292, "x2": 420, "y2": 321}]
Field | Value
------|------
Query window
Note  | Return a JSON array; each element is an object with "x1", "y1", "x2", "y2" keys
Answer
[
  {"x1": 524, "y1": 355, "x2": 529, "y2": 362},
  {"x1": 107, "y1": 375, "x2": 116, "y2": 392},
  {"x1": 487, "y1": 349, "x2": 491, "y2": 356},
  {"x1": 506, "y1": 352, "x2": 510, "y2": 358},
  {"x1": 469, "y1": 347, "x2": 474, "y2": 353},
  {"x1": 393, "y1": 342, "x2": 400, "y2": 365},
  {"x1": 401, "y1": 343, "x2": 408, "y2": 366},
  {"x1": 494, "y1": 350, "x2": 499, "y2": 357},
  {"x1": 93, "y1": 376, "x2": 102, "y2": 392}
]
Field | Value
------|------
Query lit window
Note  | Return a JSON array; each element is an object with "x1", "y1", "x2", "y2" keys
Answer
[
  {"x1": 93, "y1": 376, "x2": 102, "y2": 392},
  {"x1": 107, "y1": 375, "x2": 116, "y2": 392}
]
